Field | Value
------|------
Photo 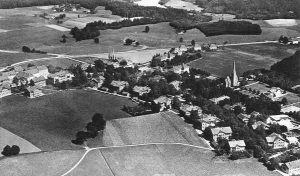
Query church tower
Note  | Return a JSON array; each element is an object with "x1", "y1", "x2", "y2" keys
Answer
[{"x1": 232, "y1": 61, "x2": 239, "y2": 87}]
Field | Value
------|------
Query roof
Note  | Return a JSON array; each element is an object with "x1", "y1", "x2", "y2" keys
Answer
[
  {"x1": 154, "y1": 96, "x2": 171, "y2": 104},
  {"x1": 228, "y1": 140, "x2": 246, "y2": 148},
  {"x1": 252, "y1": 121, "x2": 269, "y2": 129},
  {"x1": 26, "y1": 86, "x2": 41, "y2": 93},
  {"x1": 281, "y1": 106, "x2": 300, "y2": 113},
  {"x1": 211, "y1": 127, "x2": 232, "y2": 135},
  {"x1": 16, "y1": 71, "x2": 33, "y2": 79},
  {"x1": 32, "y1": 76, "x2": 46, "y2": 83},
  {"x1": 199, "y1": 114, "x2": 219, "y2": 123},
  {"x1": 92, "y1": 76, "x2": 105, "y2": 83},
  {"x1": 209, "y1": 96, "x2": 230, "y2": 103},
  {"x1": 1, "y1": 70, "x2": 16, "y2": 77},
  {"x1": 284, "y1": 159, "x2": 300, "y2": 170},
  {"x1": 133, "y1": 86, "x2": 151, "y2": 94},
  {"x1": 269, "y1": 115, "x2": 290, "y2": 121},
  {"x1": 180, "y1": 104, "x2": 201, "y2": 112},
  {"x1": 14, "y1": 66, "x2": 24, "y2": 72},
  {"x1": 25, "y1": 68, "x2": 39, "y2": 75},
  {"x1": 266, "y1": 133, "x2": 285, "y2": 143},
  {"x1": 237, "y1": 113, "x2": 251, "y2": 120},
  {"x1": 37, "y1": 65, "x2": 48, "y2": 72},
  {"x1": 48, "y1": 71, "x2": 72, "y2": 78},
  {"x1": 110, "y1": 80, "x2": 128, "y2": 88}
]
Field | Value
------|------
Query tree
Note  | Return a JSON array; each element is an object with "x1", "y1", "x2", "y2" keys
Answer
[
  {"x1": 92, "y1": 113, "x2": 106, "y2": 131},
  {"x1": 1, "y1": 145, "x2": 20, "y2": 156},
  {"x1": 203, "y1": 127, "x2": 213, "y2": 141},
  {"x1": 172, "y1": 97, "x2": 181, "y2": 110},
  {"x1": 94, "y1": 38, "x2": 99, "y2": 44},
  {"x1": 233, "y1": 106, "x2": 243, "y2": 115},
  {"x1": 144, "y1": 26, "x2": 150, "y2": 33},
  {"x1": 281, "y1": 97, "x2": 288, "y2": 105},
  {"x1": 179, "y1": 37, "x2": 183, "y2": 43},
  {"x1": 29, "y1": 79, "x2": 35, "y2": 86},
  {"x1": 22, "y1": 46, "x2": 31, "y2": 53},
  {"x1": 119, "y1": 60, "x2": 127, "y2": 66},
  {"x1": 151, "y1": 102, "x2": 161, "y2": 113},
  {"x1": 60, "y1": 38, "x2": 66, "y2": 43},
  {"x1": 191, "y1": 40, "x2": 195, "y2": 46}
]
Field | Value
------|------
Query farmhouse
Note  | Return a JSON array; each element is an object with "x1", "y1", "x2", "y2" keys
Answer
[
  {"x1": 48, "y1": 71, "x2": 74, "y2": 84},
  {"x1": 91, "y1": 76, "x2": 105, "y2": 88},
  {"x1": 237, "y1": 113, "x2": 251, "y2": 124},
  {"x1": 266, "y1": 133, "x2": 287, "y2": 149},
  {"x1": 198, "y1": 114, "x2": 219, "y2": 131},
  {"x1": 0, "y1": 83, "x2": 12, "y2": 98},
  {"x1": 252, "y1": 121, "x2": 269, "y2": 130},
  {"x1": 32, "y1": 76, "x2": 47, "y2": 87},
  {"x1": 153, "y1": 96, "x2": 172, "y2": 111},
  {"x1": 180, "y1": 104, "x2": 202, "y2": 116},
  {"x1": 282, "y1": 159, "x2": 300, "y2": 176},
  {"x1": 267, "y1": 114, "x2": 293, "y2": 130},
  {"x1": 170, "y1": 64, "x2": 190, "y2": 74},
  {"x1": 110, "y1": 80, "x2": 129, "y2": 92},
  {"x1": 210, "y1": 95, "x2": 230, "y2": 104},
  {"x1": 211, "y1": 127, "x2": 232, "y2": 141},
  {"x1": 228, "y1": 140, "x2": 246, "y2": 152},
  {"x1": 24, "y1": 86, "x2": 44, "y2": 98},
  {"x1": 132, "y1": 86, "x2": 151, "y2": 96}
]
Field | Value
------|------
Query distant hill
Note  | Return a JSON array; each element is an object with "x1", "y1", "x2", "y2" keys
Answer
[
  {"x1": 271, "y1": 50, "x2": 300, "y2": 78},
  {"x1": 195, "y1": 0, "x2": 300, "y2": 20}
]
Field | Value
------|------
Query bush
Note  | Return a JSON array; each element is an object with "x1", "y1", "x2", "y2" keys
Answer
[
  {"x1": 22, "y1": 46, "x2": 31, "y2": 52},
  {"x1": 1, "y1": 145, "x2": 20, "y2": 156}
]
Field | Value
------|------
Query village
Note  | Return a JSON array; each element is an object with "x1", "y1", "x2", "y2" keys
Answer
[{"x1": 0, "y1": 37, "x2": 299, "y2": 175}]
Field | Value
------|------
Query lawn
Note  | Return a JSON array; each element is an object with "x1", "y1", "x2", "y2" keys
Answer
[
  {"x1": 188, "y1": 49, "x2": 280, "y2": 77},
  {"x1": 0, "y1": 89, "x2": 136, "y2": 151}
]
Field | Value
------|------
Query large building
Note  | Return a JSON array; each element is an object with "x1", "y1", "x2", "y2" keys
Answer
[
  {"x1": 228, "y1": 140, "x2": 246, "y2": 152},
  {"x1": 211, "y1": 127, "x2": 232, "y2": 141},
  {"x1": 282, "y1": 159, "x2": 300, "y2": 176},
  {"x1": 266, "y1": 133, "x2": 287, "y2": 149}
]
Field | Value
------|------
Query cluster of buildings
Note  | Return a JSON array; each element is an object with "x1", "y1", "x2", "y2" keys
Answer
[{"x1": 0, "y1": 65, "x2": 75, "y2": 99}]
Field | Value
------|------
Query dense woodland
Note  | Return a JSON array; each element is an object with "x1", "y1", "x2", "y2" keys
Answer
[
  {"x1": 195, "y1": 0, "x2": 300, "y2": 19},
  {"x1": 271, "y1": 50, "x2": 300, "y2": 79}
]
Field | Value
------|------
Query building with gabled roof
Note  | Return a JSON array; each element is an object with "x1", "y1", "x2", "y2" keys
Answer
[
  {"x1": 91, "y1": 76, "x2": 105, "y2": 88},
  {"x1": 281, "y1": 106, "x2": 300, "y2": 113},
  {"x1": 197, "y1": 114, "x2": 219, "y2": 131},
  {"x1": 211, "y1": 127, "x2": 232, "y2": 141},
  {"x1": 252, "y1": 121, "x2": 269, "y2": 130},
  {"x1": 110, "y1": 80, "x2": 128, "y2": 92},
  {"x1": 228, "y1": 140, "x2": 246, "y2": 152},
  {"x1": 24, "y1": 86, "x2": 44, "y2": 98},
  {"x1": 153, "y1": 96, "x2": 172, "y2": 112},
  {"x1": 237, "y1": 113, "x2": 251, "y2": 124},
  {"x1": 0, "y1": 83, "x2": 12, "y2": 98},
  {"x1": 282, "y1": 159, "x2": 300, "y2": 175},
  {"x1": 266, "y1": 133, "x2": 287, "y2": 149},
  {"x1": 2, "y1": 70, "x2": 17, "y2": 80},
  {"x1": 267, "y1": 114, "x2": 293, "y2": 130},
  {"x1": 169, "y1": 80, "x2": 182, "y2": 91},
  {"x1": 48, "y1": 71, "x2": 74, "y2": 84},
  {"x1": 179, "y1": 104, "x2": 202, "y2": 117},
  {"x1": 132, "y1": 86, "x2": 151, "y2": 96},
  {"x1": 170, "y1": 64, "x2": 190, "y2": 74},
  {"x1": 31, "y1": 76, "x2": 46, "y2": 87},
  {"x1": 209, "y1": 95, "x2": 230, "y2": 104}
]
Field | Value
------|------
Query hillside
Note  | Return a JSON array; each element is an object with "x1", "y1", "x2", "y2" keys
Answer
[
  {"x1": 271, "y1": 50, "x2": 300, "y2": 78},
  {"x1": 195, "y1": 0, "x2": 300, "y2": 20}
]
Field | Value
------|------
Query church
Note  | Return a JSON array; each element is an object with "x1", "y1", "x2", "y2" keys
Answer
[{"x1": 225, "y1": 61, "x2": 239, "y2": 87}]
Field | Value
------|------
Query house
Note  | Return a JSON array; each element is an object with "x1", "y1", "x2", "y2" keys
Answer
[
  {"x1": 209, "y1": 95, "x2": 230, "y2": 104},
  {"x1": 169, "y1": 80, "x2": 182, "y2": 91},
  {"x1": 0, "y1": 83, "x2": 12, "y2": 98},
  {"x1": 264, "y1": 87, "x2": 286, "y2": 101},
  {"x1": 36, "y1": 65, "x2": 49, "y2": 78},
  {"x1": 132, "y1": 86, "x2": 151, "y2": 96},
  {"x1": 31, "y1": 76, "x2": 46, "y2": 87},
  {"x1": 170, "y1": 64, "x2": 190, "y2": 74},
  {"x1": 282, "y1": 131, "x2": 300, "y2": 138},
  {"x1": 91, "y1": 76, "x2": 105, "y2": 88},
  {"x1": 110, "y1": 81, "x2": 128, "y2": 92},
  {"x1": 197, "y1": 114, "x2": 219, "y2": 131},
  {"x1": 100, "y1": 87, "x2": 109, "y2": 92},
  {"x1": 24, "y1": 86, "x2": 44, "y2": 98},
  {"x1": 281, "y1": 159, "x2": 300, "y2": 175},
  {"x1": 48, "y1": 71, "x2": 74, "y2": 84},
  {"x1": 228, "y1": 140, "x2": 246, "y2": 152},
  {"x1": 122, "y1": 91, "x2": 130, "y2": 97},
  {"x1": 180, "y1": 104, "x2": 202, "y2": 116},
  {"x1": 14, "y1": 66, "x2": 24, "y2": 72},
  {"x1": 267, "y1": 115, "x2": 293, "y2": 130},
  {"x1": 80, "y1": 63, "x2": 90, "y2": 71},
  {"x1": 281, "y1": 106, "x2": 300, "y2": 113},
  {"x1": 209, "y1": 43, "x2": 218, "y2": 51},
  {"x1": 25, "y1": 67, "x2": 39, "y2": 78},
  {"x1": 237, "y1": 113, "x2": 251, "y2": 124},
  {"x1": 193, "y1": 44, "x2": 202, "y2": 51},
  {"x1": 286, "y1": 137, "x2": 299, "y2": 146},
  {"x1": 266, "y1": 133, "x2": 287, "y2": 149},
  {"x1": 153, "y1": 96, "x2": 172, "y2": 111},
  {"x1": 211, "y1": 127, "x2": 232, "y2": 141},
  {"x1": 252, "y1": 121, "x2": 270, "y2": 130},
  {"x1": 15, "y1": 71, "x2": 34, "y2": 82},
  {"x1": 2, "y1": 70, "x2": 17, "y2": 80}
]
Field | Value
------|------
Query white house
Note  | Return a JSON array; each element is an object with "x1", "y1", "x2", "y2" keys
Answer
[
  {"x1": 198, "y1": 114, "x2": 219, "y2": 131},
  {"x1": 209, "y1": 95, "x2": 230, "y2": 104},
  {"x1": 281, "y1": 106, "x2": 300, "y2": 113},
  {"x1": 264, "y1": 87, "x2": 286, "y2": 101},
  {"x1": 153, "y1": 96, "x2": 172, "y2": 112},
  {"x1": 25, "y1": 86, "x2": 44, "y2": 98},
  {"x1": 282, "y1": 159, "x2": 300, "y2": 176},
  {"x1": 180, "y1": 104, "x2": 202, "y2": 116},
  {"x1": 110, "y1": 80, "x2": 129, "y2": 92},
  {"x1": 132, "y1": 86, "x2": 151, "y2": 96},
  {"x1": 32, "y1": 76, "x2": 46, "y2": 87},
  {"x1": 267, "y1": 114, "x2": 293, "y2": 130},
  {"x1": 228, "y1": 140, "x2": 246, "y2": 152},
  {"x1": 237, "y1": 113, "x2": 251, "y2": 124},
  {"x1": 48, "y1": 71, "x2": 74, "y2": 84},
  {"x1": 211, "y1": 127, "x2": 232, "y2": 141},
  {"x1": 266, "y1": 133, "x2": 287, "y2": 149}
]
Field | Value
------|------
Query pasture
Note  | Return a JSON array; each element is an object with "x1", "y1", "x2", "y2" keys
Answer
[
  {"x1": 188, "y1": 48, "x2": 280, "y2": 77},
  {"x1": 0, "y1": 89, "x2": 136, "y2": 151},
  {"x1": 17, "y1": 57, "x2": 79, "y2": 69},
  {"x1": 1, "y1": 144, "x2": 280, "y2": 176},
  {"x1": 0, "y1": 52, "x2": 47, "y2": 67}
]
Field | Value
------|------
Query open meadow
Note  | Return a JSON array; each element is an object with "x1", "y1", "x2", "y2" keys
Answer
[
  {"x1": 0, "y1": 52, "x2": 47, "y2": 68},
  {"x1": 0, "y1": 89, "x2": 136, "y2": 151},
  {"x1": 0, "y1": 144, "x2": 280, "y2": 176}
]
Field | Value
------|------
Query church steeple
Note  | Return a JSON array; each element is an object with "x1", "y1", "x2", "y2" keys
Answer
[{"x1": 232, "y1": 61, "x2": 239, "y2": 87}]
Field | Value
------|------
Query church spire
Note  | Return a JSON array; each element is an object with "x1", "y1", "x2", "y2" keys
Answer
[{"x1": 232, "y1": 61, "x2": 239, "y2": 87}]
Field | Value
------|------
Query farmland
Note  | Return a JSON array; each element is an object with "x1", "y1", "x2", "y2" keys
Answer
[
  {"x1": 0, "y1": 89, "x2": 136, "y2": 151},
  {"x1": 0, "y1": 144, "x2": 280, "y2": 176},
  {"x1": 0, "y1": 52, "x2": 47, "y2": 68}
]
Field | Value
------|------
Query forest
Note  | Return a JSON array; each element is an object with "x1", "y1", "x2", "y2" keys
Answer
[{"x1": 195, "y1": 0, "x2": 300, "y2": 19}]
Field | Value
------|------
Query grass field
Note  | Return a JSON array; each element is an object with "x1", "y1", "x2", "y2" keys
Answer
[
  {"x1": 17, "y1": 57, "x2": 79, "y2": 69},
  {"x1": 2, "y1": 144, "x2": 280, "y2": 176},
  {"x1": 188, "y1": 48, "x2": 280, "y2": 77},
  {"x1": 0, "y1": 52, "x2": 47, "y2": 67},
  {"x1": 0, "y1": 150, "x2": 85, "y2": 176},
  {"x1": 94, "y1": 112, "x2": 209, "y2": 148},
  {"x1": 0, "y1": 89, "x2": 136, "y2": 151}
]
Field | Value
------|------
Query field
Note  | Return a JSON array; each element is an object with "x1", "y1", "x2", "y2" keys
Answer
[
  {"x1": 165, "y1": 0, "x2": 203, "y2": 11},
  {"x1": 17, "y1": 57, "x2": 80, "y2": 69},
  {"x1": 265, "y1": 19, "x2": 300, "y2": 27},
  {"x1": 0, "y1": 144, "x2": 280, "y2": 176},
  {"x1": 94, "y1": 112, "x2": 209, "y2": 148},
  {"x1": 0, "y1": 52, "x2": 47, "y2": 68},
  {"x1": 0, "y1": 150, "x2": 85, "y2": 176},
  {"x1": 0, "y1": 127, "x2": 40, "y2": 156},
  {"x1": 0, "y1": 89, "x2": 136, "y2": 151}
]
